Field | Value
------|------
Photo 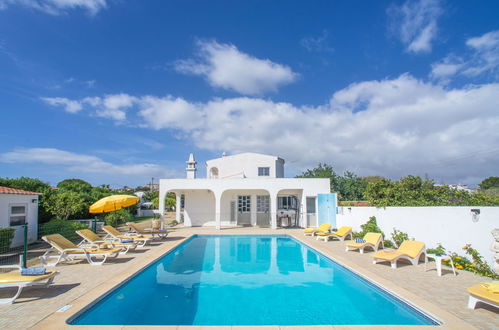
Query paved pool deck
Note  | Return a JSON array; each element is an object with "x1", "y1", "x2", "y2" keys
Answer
[{"x1": 0, "y1": 226, "x2": 497, "y2": 329}]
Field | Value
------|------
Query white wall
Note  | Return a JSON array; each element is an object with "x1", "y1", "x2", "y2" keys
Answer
[
  {"x1": 184, "y1": 191, "x2": 215, "y2": 226},
  {"x1": 206, "y1": 153, "x2": 284, "y2": 179},
  {"x1": 337, "y1": 206, "x2": 499, "y2": 266},
  {"x1": 0, "y1": 194, "x2": 38, "y2": 247}
]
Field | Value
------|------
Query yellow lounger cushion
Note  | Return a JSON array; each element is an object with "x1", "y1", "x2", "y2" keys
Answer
[
  {"x1": 480, "y1": 282, "x2": 499, "y2": 294},
  {"x1": 468, "y1": 284, "x2": 499, "y2": 303},
  {"x1": 77, "y1": 229, "x2": 101, "y2": 242},
  {"x1": 372, "y1": 240, "x2": 425, "y2": 260},
  {"x1": 347, "y1": 233, "x2": 382, "y2": 248},
  {"x1": 316, "y1": 226, "x2": 352, "y2": 237},
  {"x1": 0, "y1": 271, "x2": 57, "y2": 284},
  {"x1": 304, "y1": 224, "x2": 331, "y2": 233},
  {"x1": 371, "y1": 250, "x2": 403, "y2": 261},
  {"x1": 102, "y1": 226, "x2": 152, "y2": 240}
]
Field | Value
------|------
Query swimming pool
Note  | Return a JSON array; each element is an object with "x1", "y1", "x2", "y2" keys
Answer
[{"x1": 69, "y1": 235, "x2": 439, "y2": 326}]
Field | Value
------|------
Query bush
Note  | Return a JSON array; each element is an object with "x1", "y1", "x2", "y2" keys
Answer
[
  {"x1": 390, "y1": 228, "x2": 412, "y2": 248},
  {"x1": 104, "y1": 209, "x2": 133, "y2": 227},
  {"x1": 39, "y1": 219, "x2": 89, "y2": 241},
  {"x1": 353, "y1": 216, "x2": 384, "y2": 239},
  {"x1": 0, "y1": 228, "x2": 16, "y2": 253},
  {"x1": 427, "y1": 243, "x2": 498, "y2": 279},
  {"x1": 426, "y1": 243, "x2": 446, "y2": 255}
]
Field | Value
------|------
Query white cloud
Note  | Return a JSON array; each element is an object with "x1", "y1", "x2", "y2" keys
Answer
[
  {"x1": 388, "y1": 0, "x2": 442, "y2": 54},
  {"x1": 0, "y1": 148, "x2": 176, "y2": 177},
  {"x1": 43, "y1": 75, "x2": 499, "y2": 183},
  {"x1": 300, "y1": 30, "x2": 334, "y2": 53},
  {"x1": 42, "y1": 94, "x2": 136, "y2": 121},
  {"x1": 41, "y1": 97, "x2": 83, "y2": 113},
  {"x1": 431, "y1": 30, "x2": 499, "y2": 81},
  {"x1": 0, "y1": 0, "x2": 107, "y2": 15},
  {"x1": 174, "y1": 40, "x2": 298, "y2": 95}
]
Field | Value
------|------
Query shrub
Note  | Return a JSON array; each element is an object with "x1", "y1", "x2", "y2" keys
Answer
[
  {"x1": 390, "y1": 228, "x2": 412, "y2": 248},
  {"x1": 0, "y1": 228, "x2": 16, "y2": 253},
  {"x1": 427, "y1": 243, "x2": 498, "y2": 279},
  {"x1": 426, "y1": 243, "x2": 446, "y2": 256},
  {"x1": 352, "y1": 216, "x2": 384, "y2": 240},
  {"x1": 39, "y1": 219, "x2": 89, "y2": 241},
  {"x1": 383, "y1": 240, "x2": 394, "y2": 248},
  {"x1": 104, "y1": 209, "x2": 133, "y2": 227},
  {"x1": 462, "y1": 244, "x2": 498, "y2": 279}
]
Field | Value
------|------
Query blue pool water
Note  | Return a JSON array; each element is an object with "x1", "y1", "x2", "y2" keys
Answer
[{"x1": 69, "y1": 235, "x2": 438, "y2": 326}]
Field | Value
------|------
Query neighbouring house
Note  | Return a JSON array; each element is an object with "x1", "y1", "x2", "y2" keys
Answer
[
  {"x1": 159, "y1": 152, "x2": 334, "y2": 229},
  {"x1": 0, "y1": 186, "x2": 40, "y2": 248}
]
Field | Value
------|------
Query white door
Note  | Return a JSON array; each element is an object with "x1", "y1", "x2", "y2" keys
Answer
[{"x1": 237, "y1": 195, "x2": 252, "y2": 226}]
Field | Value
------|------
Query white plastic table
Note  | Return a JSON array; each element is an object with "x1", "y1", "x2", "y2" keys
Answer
[{"x1": 426, "y1": 253, "x2": 456, "y2": 276}]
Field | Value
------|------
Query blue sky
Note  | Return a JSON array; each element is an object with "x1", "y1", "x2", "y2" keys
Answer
[{"x1": 1, "y1": 0, "x2": 499, "y2": 187}]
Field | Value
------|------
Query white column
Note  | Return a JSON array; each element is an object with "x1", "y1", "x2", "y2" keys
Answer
[
  {"x1": 301, "y1": 192, "x2": 308, "y2": 228},
  {"x1": 159, "y1": 186, "x2": 166, "y2": 221},
  {"x1": 251, "y1": 194, "x2": 257, "y2": 227},
  {"x1": 270, "y1": 192, "x2": 278, "y2": 229},
  {"x1": 215, "y1": 191, "x2": 222, "y2": 230},
  {"x1": 175, "y1": 193, "x2": 181, "y2": 222}
]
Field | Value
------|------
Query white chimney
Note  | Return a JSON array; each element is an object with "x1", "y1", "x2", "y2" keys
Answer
[{"x1": 186, "y1": 153, "x2": 197, "y2": 179}]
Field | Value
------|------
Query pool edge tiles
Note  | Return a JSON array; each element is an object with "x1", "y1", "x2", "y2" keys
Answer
[{"x1": 65, "y1": 234, "x2": 444, "y2": 327}]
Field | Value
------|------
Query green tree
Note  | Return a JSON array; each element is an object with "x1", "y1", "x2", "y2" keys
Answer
[
  {"x1": 0, "y1": 176, "x2": 53, "y2": 222},
  {"x1": 297, "y1": 164, "x2": 368, "y2": 201},
  {"x1": 151, "y1": 192, "x2": 176, "y2": 209},
  {"x1": 45, "y1": 190, "x2": 87, "y2": 220},
  {"x1": 57, "y1": 178, "x2": 93, "y2": 194},
  {"x1": 337, "y1": 171, "x2": 368, "y2": 201},
  {"x1": 479, "y1": 176, "x2": 499, "y2": 190},
  {"x1": 364, "y1": 175, "x2": 499, "y2": 206}
]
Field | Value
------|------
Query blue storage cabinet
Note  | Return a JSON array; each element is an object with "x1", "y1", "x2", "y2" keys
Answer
[{"x1": 317, "y1": 193, "x2": 337, "y2": 228}]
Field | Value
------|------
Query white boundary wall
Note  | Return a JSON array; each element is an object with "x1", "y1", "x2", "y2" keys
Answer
[{"x1": 337, "y1": 206, "x2": 498, "y2": 266}]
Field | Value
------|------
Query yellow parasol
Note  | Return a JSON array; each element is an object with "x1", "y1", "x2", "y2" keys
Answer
[{"x1": 89, "y1": 195, "x2": 140, "y2": 213}]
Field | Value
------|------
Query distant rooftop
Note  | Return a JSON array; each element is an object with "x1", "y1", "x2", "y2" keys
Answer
[{"x1": 0, "y1": 186, "x2": 41, "y2": 195}]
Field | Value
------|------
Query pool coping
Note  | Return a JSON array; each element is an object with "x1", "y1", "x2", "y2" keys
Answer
[{"x1": 31, "y1": 232, "x2": 476, "y2": 330}]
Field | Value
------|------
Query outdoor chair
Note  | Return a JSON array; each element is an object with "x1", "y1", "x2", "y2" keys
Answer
[
  {"x1": 345, "y1": 232, "x2": 384, "y2": 254},
  {"x1": 126, "y1": 222, "x2": 168, "y2": 240},
  {"x1": 304, "y1": 223, "x2": 331, "y2": 236},
  {"x1": 40, "y1": 234, "x2": 121, "y2": 266},
  {"x1": 102, "y1": 225, "x2": 151, "y2": 247},
  {"x1": 372, "y1": 240, "x2": 426, "y2": 269},
  {"x1": 76, "y1": 229, "x2": 137, "y2": 254},
  {"x1": 0, "y1": 257, "x2": 58, "y2": 304},
  {"x1": 316, "y1": 226, "x2": 353, "y2": 241},
  {"x1": 467, "y1": 283, "x2": 499, "y2": 310}
]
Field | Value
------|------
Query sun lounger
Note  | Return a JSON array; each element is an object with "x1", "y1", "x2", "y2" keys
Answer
[
  {"x1": 102, "y1": 225, "x2": 152, "y2": 247},
  {"x1": 316, "y1": 226, "x2": 352, "y2": 241},
  {"x1": 76, "y1": 229, "x2": 137, "y2": 254},
  {"x1": 467, "y1": 283, "x2": 499, "y2": 309},
  {"x1": 346, "y1": 232, "x2": 383, "y2": 253},
  {"x1": 126, "y1": 222, "x2": 168, "y2": 240},
  {"x1": 40, "y1": 234, "x2": 121, "y2": 266},
  {"x1": 0, "y1": 257, "x2": 58, "y2": 304},
  {"x1": 304, "y1": 223, "x2": 331, "y2": 236},
  {"x1": 372, "y1": 240, "x2": 426, "y2": 269}
]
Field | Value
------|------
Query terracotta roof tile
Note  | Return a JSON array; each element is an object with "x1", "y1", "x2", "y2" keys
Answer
[{"x1": 0, "y1": 186, "x2": 41, "y2": 195}]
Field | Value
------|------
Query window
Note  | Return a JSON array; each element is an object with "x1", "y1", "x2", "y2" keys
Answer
[
  {"x1": 9, "y1": 204, "x2": 27, "y2": 226},
  {"x1": 258, "y1": 167, "x2": 270, "y2": 176},
  {"x1": 237, "y1": 195, "x2": 251, "y2": 213},
  {"x1": 257, "y1": 195, "x2": 269, "y2": 212},
  {"x1": 278, "y1": 196, "x2": 298, "y2": 210}
]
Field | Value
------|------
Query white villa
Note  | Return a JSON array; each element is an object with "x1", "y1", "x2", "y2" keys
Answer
[{"x1": 159, "y1": 152, "x2": 334, "y2": 229}]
